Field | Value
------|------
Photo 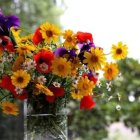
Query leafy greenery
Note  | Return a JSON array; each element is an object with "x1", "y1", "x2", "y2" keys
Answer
[{"x1": 68, "y1": 58, "x2": 140, "y2": 140}]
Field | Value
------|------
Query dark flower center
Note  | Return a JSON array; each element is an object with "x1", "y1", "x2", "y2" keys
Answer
[
  {"x1": 17, "y1": 77, "x2": 24, "y2": 83},
  {"x1": 107, "y1": 68, "x2": 112, "y2": 74},
  {"x1": 116, "y1": 49, "x2": 122, "y2": 54},
  {"x1": 58, "y1": 65, "x2": 64, "y2": 71},
  {"x1": 46, "y1": 30, "x2": 53, "y2": 37},
  {"x1": 91, "y1": 55, "x2": 98, "y2": 62},
  {"x1": 5, "y1": 106, "x2": 12, "y2": 112},
  {"x1": 66, "y1": 37, "x2": 72, "y2": 42}
]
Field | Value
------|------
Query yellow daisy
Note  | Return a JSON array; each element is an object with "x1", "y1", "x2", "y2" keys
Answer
[
  {"x1": 20, "y1": 34, "x2": 34, "y2": 44},
  {"x1": 77, "y1": 76, "x2": 94, "y2": 96},
  {"x1": 63, "y1": 30, "x2": 77, "y2": 49},
  {"x1": 71, "y1": 89, "x2": 83, "y2": 100},
  {"x1": 52, "y1": 57, "x2": 71, "y2": 77},
  {"x1": 11, "y1": 70, "x2": 31, "y2": 88},
  {"x1": 16, "y1": 43, "x2": 35, "y2": 55},
  {"x1": 36, "y1": 84, "x2": 53, "y2": 96},
  {"x1": 1, "y1": 102, "x2": 19, "y2": 116},
  {"x1": 111, "y1": 41, "x2": 128, "y2": 60},
  {"x1": 103, "y1": 62, "x2": 119, "y2": 80},
  {"x1": 40, "y1": 22, "x2": 61, "y2": 43},
  {"x1": 83, "y1": 47, "x2": 106, "y2": 71}
]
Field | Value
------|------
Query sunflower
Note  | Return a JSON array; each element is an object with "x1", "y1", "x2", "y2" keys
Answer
[
  {"x1": 36, "y1": 84, "x2": 53, "y2": 96},
  {"x1": 1, "y1": 102, "x2": 19, "y2": 116},
  {"x1": 83, "y1": 47, "x2": 106, "y2": 71},
  {"x1": 52, "y1": 57, "x2": 71, "y2": 77},
  {"x1": 71, "y1": 90, "x2": 83, "y2": 100},
  {"x1": 63, "y1": 30, "x2": 77, "y2": 49},
  {"x1": 16, "y1": 43, "x2": 35, "y2": 55},
  {"x1": 11, "y1": 70, "x2": 31, "y2": 88},
  {"x1": 111, "y1": 41, "x2": 128, "y2": 60},
  {"x1": 103, "y1": 62, "x2": 119, "y2": 80},
  {"x1": 40, "y1": 22, "x2": 61, "y2": 43},
  {"x1": 77, "y1": 76, "x2": 94, "y2": 96}
]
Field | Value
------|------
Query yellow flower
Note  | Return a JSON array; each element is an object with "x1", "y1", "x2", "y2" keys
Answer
[
  {"x1": 36, "y1": 84, "x2": 53, "y2": 96},
  {"x1": 84, "y1": 47, "x2": 106, "y2": 71},
  {"x1": 1, "y1": 102, "x2": 19, "y2": 116},
  {"x1": 40, "y1": 22, "x2": 61, "y2": 43},
  {"x1": 111, "y1": 41, "x2": 128, "y2": 60},
  {"x1": 77, "y1": 76, "x2": 94, "y2": 96},
  {"x1": 52, "y1": 57, "x2": 71, "y2": 77},
  {"x1": 12, "y1": 56, "x2": 25, "y2": 71},
  {"x1": 71, "y1": 90, "x2": 83, "y2": 100},
  {"x1": 63, "y1": 30, "x2": 77, "y2": 49},
  {"x1": 71, "y1": 57, "x2": 81, "y2": 69},
  {"x1": 16, "y1": 43, "x2": 35, "y2": 55},
  {"x1": 11, "y1": 70, "x2": 31, "y2": 88},
  {"x1": 20, "y1": 34, "x2": 34, "y2": 44},
  {"x1": 103, "y1": 62, "x2": 119, "y2": 80},
  {"x1": 10, "y1": 27, "x2": 21, "y2": 43}
]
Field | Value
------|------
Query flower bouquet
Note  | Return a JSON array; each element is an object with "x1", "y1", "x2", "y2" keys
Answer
[{"x1": 0, "y1": 12, "x2": 128, "y2": 140}]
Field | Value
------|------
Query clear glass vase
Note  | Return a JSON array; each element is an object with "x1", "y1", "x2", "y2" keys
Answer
[{"x1": 24, "y1": 95, "x2": 68, "y2": 140}]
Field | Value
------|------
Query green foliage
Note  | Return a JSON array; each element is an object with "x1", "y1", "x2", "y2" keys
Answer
[
  {"x1": 68, "y1": 58, "x2": 140, "y2": 140},
  {"x1": 0, "y1": 0, "x2": 63, "y2": 32}
]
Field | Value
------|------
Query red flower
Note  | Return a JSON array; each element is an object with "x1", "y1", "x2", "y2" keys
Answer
[
  {"x1": 32, "y1": 28, "x2": 43, "y2": 45},
  {"x1": 76, "y1": 31, "x2": 93, "y2": 43},
  {"x1": 0, "y1": 76, "x2": 28, "y2": 100},
  {"x1": 34, "y1": 50, "x2": 54, "y2": 73},
  {"x1": 0, "y1": 36, "x2": 14, "y2": 52},
  {"x1": 80, "y1": 96, "x2": 96, "y2": 110},
  {"x1": 46, "y1": 85, "x2": 64, "y2": 103}
]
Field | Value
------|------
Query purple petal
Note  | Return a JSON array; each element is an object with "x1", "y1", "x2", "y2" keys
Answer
[{"x1": 54, "y1": 47, "x2": 68, "y2": 57}]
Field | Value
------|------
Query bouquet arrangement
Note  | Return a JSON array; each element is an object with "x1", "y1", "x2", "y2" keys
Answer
[{"x1": 0, "y1": 12, "x2": 128, "y2": 139}]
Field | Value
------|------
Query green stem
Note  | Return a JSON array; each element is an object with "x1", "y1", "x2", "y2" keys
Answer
[{"x1": 0, "y1": 94, "x2": 11, "y2": 102}]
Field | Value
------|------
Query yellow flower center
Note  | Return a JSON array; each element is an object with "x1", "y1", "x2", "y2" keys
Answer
[
  {"x1": 17, "y1": 77, "x2": 24, "y2": 83},
  {"x1": 116, "y1": 48, "x2": 122, "y2": 54},
  {"x1": 46, "y1": 30, "x2": 53, "y2": 37},
  {"x1": 90, "y1": 55, "x2": 98, "y2": 63},
  {"x1": 58, "y1": 64, "x2": 64, "y2": 71}
]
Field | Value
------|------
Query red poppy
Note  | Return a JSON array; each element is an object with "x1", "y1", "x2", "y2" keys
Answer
[
  {"x1": 0, "y1": 75, "x2": 28, "y2": 100},
  {"x1": 76, "y1": 31, "x2": 93, "y2": 43},
  {"x1": 46, "y1": 85, "x2": 65, "y2": 103},
  {"x1": 0, "y1": 35, "x2": 14, "y2": 52},
  {"x1": 80, "y1": 95, "x2": 96, "y2": 110},
  {"x1": 32, "y1": 28, "x2": 43, "y2": 45},
  {"x1": 34, "y1": 50, "x2": 54, "y2": 73}
]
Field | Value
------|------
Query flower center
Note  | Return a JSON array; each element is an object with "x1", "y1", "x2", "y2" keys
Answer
[
  {"x1": 90, "y1": 55, "x2": 98, "y2": 63},
  {"x1": 17, "y1": 77, "x2": 24, "y2": 83},
  {"x1": 39, "y1": 63, "x2": 48, "y2": 72},
  {"x1": 46, "y1": 30, "x2": 53, "y2": 37},
  {"x1": 116, "y1": 48, "x2": 122, "y2": 54},
  {"x1": 58, "y1": 64, "x2": 64, "y2": 71},
  {"x1": 107, "y1": 68, "x2": 112, "y2": 74},
  {"x1": 5, "y1": 106, "x2": 12, "y2": 112},
  {"x1": 66, "y1": 37, "x2": 72, "y2": 42},
  {"x1": 83, "y1": 83, "x2": 89, "y2": 90}
]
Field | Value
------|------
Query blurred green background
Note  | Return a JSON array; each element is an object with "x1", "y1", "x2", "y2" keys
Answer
[{"x1": 0, "y1": 0, "x2": 140, "y2": 140}]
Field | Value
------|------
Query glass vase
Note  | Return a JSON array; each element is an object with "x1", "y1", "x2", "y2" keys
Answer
[{"x1": 24, "y1": 94, "x2": 68, "y2": 140}]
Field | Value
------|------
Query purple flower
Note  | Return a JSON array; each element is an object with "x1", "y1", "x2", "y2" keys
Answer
[
  {"x1": 54, "y1": 47, "x2": 68, "y2": 57},
  {"x1": 0, "y1": 13, "x2": 20, "y2": 28},
  {"x1": 78, "y1": 42, "x2": 95, "y2": 61},
  {"x1": 0, "y1": 12, "x2": 20, "y2": 36}
]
